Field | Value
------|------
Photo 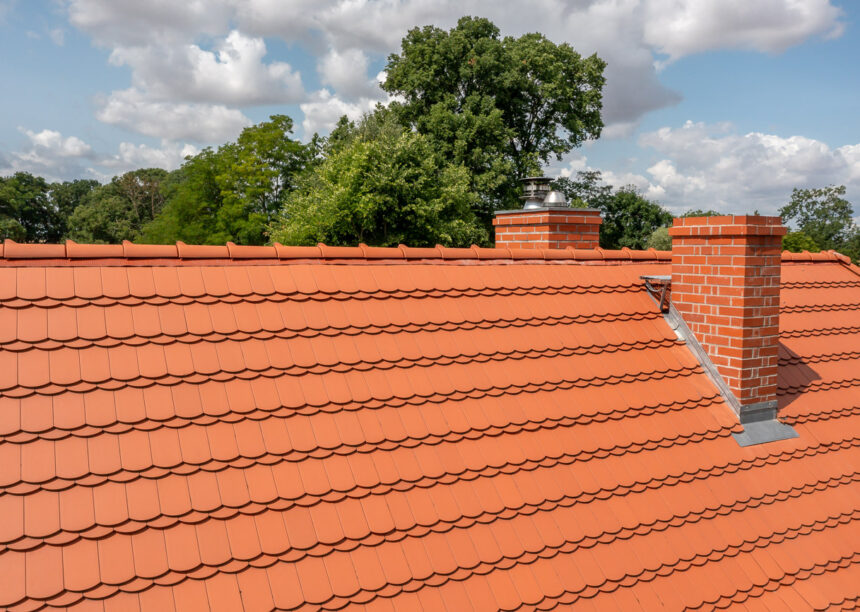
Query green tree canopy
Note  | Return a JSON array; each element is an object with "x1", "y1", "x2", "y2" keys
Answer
[
  {"x1": 383, "y1": 16, "x2": 606, "y2": 221},
  {"x1": 600, "y1": 186, "x2": 672, "y2": 250},
  {"x1": 143, "y1": 115, "x2": 317, "y2": 245},
  {"x1": 779, "y1": 185, "x2": 857, "y2": 251},
  {"x1": 552, "y1": 170, "x2": 671, "y2": 249},
  {"x1": 49, "y1": 179, "x2": 99, "y2": 228},
  {"x1": 645, "y1": 226, "x2": 672, "y2": 250},
  {"x1": 67, "y1": 169, "x2": 169, "y2": 244},
  {"x1": 0, "y1": 172, "x2": 64, "y2": 242},
  {"x1": 782, "y1": 230, "x2": 819, "y2": 253},
  {"x1": 551, "y1": 170, "x2": 612, "y2": 208},
  {"x1": 270, "y1": 111, "x2": 487, "y2": 248}
]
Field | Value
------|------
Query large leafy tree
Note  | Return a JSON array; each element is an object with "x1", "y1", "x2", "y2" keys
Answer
[
  {"x1": 552, "y1": 170, "x2": 671, "y2": 249},
  {"x1": 779, "y1": 185, "x2": 858, "y2": 257},
  {"x1": 0, "y1": 172, "x2": 64, "y2": 242},
  {"x1": 49, "y1": 179, "x2": 99, "y2": 230},
  {"x1": 271, "y1": 111, "x2": 487, "y2": 248},
  {"x1": 144, "y1": 115, "x2": 316, "y2": 245},
  {"x1": 383, "y1": 16, "x2": 606, "y2": 222},
  {"x1": 67, "y1": 169, "x2": 169, "y2": 243}
]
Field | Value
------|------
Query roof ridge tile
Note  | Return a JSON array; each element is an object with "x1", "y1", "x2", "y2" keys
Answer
[{"x1": 0, "y1": 239, "x2": 672, "y2": 264}]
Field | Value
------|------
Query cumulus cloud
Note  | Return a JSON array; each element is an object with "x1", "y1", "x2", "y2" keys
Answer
[
  {"x1": 1, "y1": 127, "x2": 200, "y2": 181},
  {"x1": 299, "y1": 89, "x2": 380, "y2": 136},
  {"x1": 643, "y1": 0, "x2": 844, "y2": 65},
  {"x1": 0, "y1": 129, "x2": 97, "y2": 181},
  {"x1": 557, "y1": 121, "x2": 860, "y2": 215},
  {"x1": 96, "y1": 88, "x2": 252, "y2": 142},
  {"x1": 97, "y1": 141, "x2": 198, "y2": 176},
  {"x1": 62, "y1": 0, "x2": 847, "y2": 140},
  {"x1": 318, "y1": 48, "x2": 380, "y2": 100},
  {"x1": 65, "y1": 0, "x2": 234, "y2": 45},
  {"x1": 109, "y1": 30, "x2": 305, "y2": 106}
]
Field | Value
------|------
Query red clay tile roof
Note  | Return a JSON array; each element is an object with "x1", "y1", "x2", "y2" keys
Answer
[{"x1": 1, "y1": 241, "x2": 859, "y2": 610}]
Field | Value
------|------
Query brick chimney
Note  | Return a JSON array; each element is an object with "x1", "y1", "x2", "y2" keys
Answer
[
  {"x1": 668, "y1": 216, "x2": 790, "y2": 437},
  {"x1": 493, "y1": 208, "x2": 602, "y2": 249}
]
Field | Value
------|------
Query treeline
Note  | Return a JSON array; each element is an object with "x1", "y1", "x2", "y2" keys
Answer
[{"x1": 1, "y1": 16, "x2": 858, "y2": 261}]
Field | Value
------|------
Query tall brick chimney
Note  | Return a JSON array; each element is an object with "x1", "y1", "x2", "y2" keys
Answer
[
  {"x1": 668, "y1": 215, "x2": 794, "y2": 443},
  {"x1": 493, "y1": 208, "x2": 602, "y2": 249}
]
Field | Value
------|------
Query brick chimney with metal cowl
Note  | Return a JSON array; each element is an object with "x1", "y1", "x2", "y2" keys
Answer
[
  {"x1": 493, "y1": 176, "x2": 603, "y2": 249},
  {"x1": 664, "y1": 215, "x2": 797, "y2": 446}
]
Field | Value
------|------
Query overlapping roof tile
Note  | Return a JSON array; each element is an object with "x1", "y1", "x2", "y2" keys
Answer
[{"x1": 0, "y1": 241, "x2": 858, "y2": 610}]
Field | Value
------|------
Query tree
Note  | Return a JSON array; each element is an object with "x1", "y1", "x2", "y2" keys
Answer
[
  {"x1": 782, "y1": 231, "x2": 819, "y2": 253},
  {"x1": 143, "y1": 115, "x2": 316, "y2": 245},
  {"x1": 0, "y1": 172, "x2": 64, "y2": 242},
  {"x1": 551, "y1": 170, "x2": 612, "y2": 209},
  {"x1": 270, "y1": 111, "x2": 487, "y2": 248},
  {"x1": 779, "y1": 185, "x2": 857, "y2": 253},
  {"x1": 646, "y1": 226, "x2": 672, "y2": 250},
  {"x1": 141, "y1": 149, "x2": 229, "y2": 244},
  {"x1": 67, "y1": 169, "x2": 169, "y2": 244},
  {"x1": 551, "y1": 170, "x2": 671, "y2": 249},
  {"x1": 682, "y1": 209, "x2": 721, "y2": 217},
  {"x1": 383, "y1": 16, "x2": 606, "y2": 222},
  {"x1": 600, "y1": 186, "x2": 672, "y2": 250},
  {"x1": 49, "y1": 179, "x2": 99, "y2": 235}
]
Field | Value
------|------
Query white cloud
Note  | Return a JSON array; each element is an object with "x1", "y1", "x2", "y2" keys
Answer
[
  {"x1": 643, "y1": 0, "x2": 844, "y2": 66},
  {"x1": 60, "y1": 0, "x2": 847, "y2": 139},
  {"x1": 48, "y1": 27, "x2": 65, "y2": 46},
  {"x1": 1, "y1": 129, "x2": 96, "y2": 181},
  {"x1": 22, "y1": 129, "x2": 92, "y2": 157},
  {"x1": 1, "y1": 127, "x2": 199, "y2": 182},
  {"x1": 299, "y1": 89, "x2": 379, "y2": 136},
  {"x1": 318, "y1": 48, "x2": 379, "y2": 100},
  {"x1": 65, "y1": 0, "x2": 234, "y2": 45},
  {"x1": 601, "y1": 121, "x2": 859, "y2": 214},
  {"x1": 553, "y1": 120, "x2": 860, "y2": 215},
  {"x1": 98, "y1": 141, "x2": 198, "y2": 174},
  {"x1": 96, "y1": 88, "x2": 252, "y2": 142},
  {"x1": 109, "y1": 30, "x2": 305, "y2": 106}
]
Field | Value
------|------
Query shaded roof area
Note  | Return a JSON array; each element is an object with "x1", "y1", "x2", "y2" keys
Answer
[{"x1": 0, "y1": 244, "x2": 858, "y2": 610}]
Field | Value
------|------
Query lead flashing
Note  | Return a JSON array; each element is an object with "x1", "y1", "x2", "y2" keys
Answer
[{"x1": 643, "y1": 281, "x2": 798, "y2": 446}]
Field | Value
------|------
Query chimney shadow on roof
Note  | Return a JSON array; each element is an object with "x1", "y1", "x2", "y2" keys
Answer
[{"x1": 776, "y1": 341, "x2": 821, "y2": 413}]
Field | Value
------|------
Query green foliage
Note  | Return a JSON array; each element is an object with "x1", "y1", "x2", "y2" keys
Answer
[
  {"x1": 681, "y1": 209, "x2": 721, "y2": 217},
  {"x1": 646, "y1": 226, "x2": 672, "y2": 250},
  {"x1": 0, "y1": 172, "x2": 64, "y2": 242},
  {"x1": 551, "y1": 170, "x2": 671, "y2": 249},
  {"x1": 49, "y1": 179, "x2": 99, "y2": 225},
  {"x1": 782, "y1": 231, "x2": 819, "y2": 253},
  {"x1": 600, "y1": 186, "x2": 673, "y2": 250},
  {"x1": 551, "y1": 170, "x2": 611, "y2": 208},
  {"x1": 779, "y1": 186, "x2": 858, "y2": 257},
  {"x1": 67, "y1": 169, "x2": 168, "y2": 243},
  {"x1": 271, "y1": 111, "x2": 487, "y2": 248},
  {"x1": 143, "y1": 115, "x2": 316, "y2": 245},
  {"x1": 383, "y1": 16, "x2": 606, "y2": 221}
]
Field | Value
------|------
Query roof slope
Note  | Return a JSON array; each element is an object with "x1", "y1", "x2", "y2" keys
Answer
[{"x1": 0, "y1": 248, "x2": 858, "y2": 611}]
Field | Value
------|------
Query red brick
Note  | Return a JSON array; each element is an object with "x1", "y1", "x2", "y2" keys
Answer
[{"x1": 671, "y1": 215, "x2": 784, "y2": 408}]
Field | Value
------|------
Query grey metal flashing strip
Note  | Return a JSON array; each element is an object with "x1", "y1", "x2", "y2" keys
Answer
[
  {"x1": 640, "y1": 278, "x2": 798, "y2": 446},
  {"x1": 493, "y1": 207, "x2": 602, "y2": 215}
]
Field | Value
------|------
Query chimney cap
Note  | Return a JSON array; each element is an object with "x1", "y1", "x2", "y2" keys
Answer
[{"x1": 543, "y1": 190, "x2": 568, "y2": 206}]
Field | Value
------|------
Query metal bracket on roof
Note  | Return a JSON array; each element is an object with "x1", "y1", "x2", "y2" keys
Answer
[
  {"x1": 641, "y1": 275, "x2": 671, "y2": 313},
  {"x1": 640, "y1": 277, "x2": 798, "y2": 447}
]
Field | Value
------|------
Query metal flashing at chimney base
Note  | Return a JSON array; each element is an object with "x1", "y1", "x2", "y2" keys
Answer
[{"x1": 642, "y1": 276, "x2": 798, "y2": 447}]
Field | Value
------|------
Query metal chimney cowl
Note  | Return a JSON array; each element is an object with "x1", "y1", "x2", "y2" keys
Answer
[{"x1": 520, "y1": 176, "x2": 553, "y2": 209}]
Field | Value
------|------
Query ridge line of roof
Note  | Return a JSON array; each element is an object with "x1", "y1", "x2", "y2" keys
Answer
[
  {"x1": 0, "y1": 239, "x2": 852, "y2": 265},
  {"x1": 0, "y1": 238, "x2": 670, "y2": 263}
]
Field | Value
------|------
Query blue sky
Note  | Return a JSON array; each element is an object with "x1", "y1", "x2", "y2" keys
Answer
[{"x1": 1, "y1": 0, "x2": 858, "y2": 217}]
